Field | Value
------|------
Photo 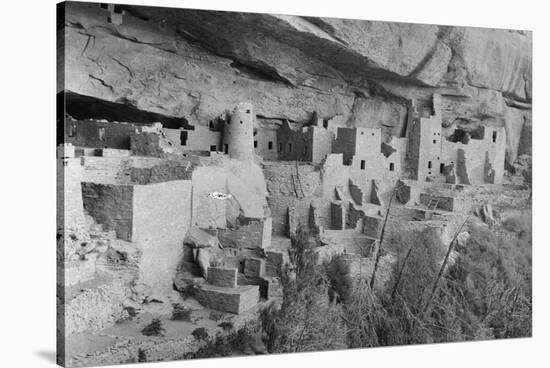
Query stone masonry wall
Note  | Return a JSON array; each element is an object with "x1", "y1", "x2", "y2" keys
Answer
[
  {"x1": 81, "y1": 183, "x2": 134, "y2": 240},
  {"x1": 132, "y1": 180, "x2": 193, "y2": 294},
  {"x1": 263, "y1": 162, "x2": 324, "y2": 234},
  {"x1": 63, "y1": 117, "x2": 139, "y2": 150},
  {"x1": 218, "y1": 218, "x2": 271, "y2": 249}
]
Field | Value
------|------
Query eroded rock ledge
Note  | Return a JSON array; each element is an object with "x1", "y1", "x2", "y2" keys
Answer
[{"x1": 59, "y1": 2, "x2": 531, "y2": 164}]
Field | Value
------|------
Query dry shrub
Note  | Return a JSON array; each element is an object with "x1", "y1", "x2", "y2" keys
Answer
[
  {"x1": 141, "y1": 318, "x2": 165, "y2": 337},
  {"x1": 171, "y1": 303, "x2": 193, "y2": 322},
  {"x1": 260, "y1": 225, "x2": 347, "y2": 353}
]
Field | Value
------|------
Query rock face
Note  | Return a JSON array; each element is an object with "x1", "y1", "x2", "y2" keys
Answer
[{"x1": 60, "y1": 2, "x2": 532, "y2": 164}]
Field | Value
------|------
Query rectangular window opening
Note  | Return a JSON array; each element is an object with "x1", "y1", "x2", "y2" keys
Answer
[
  {"x1": 224, "y1": 144, "x2": 228, "y2": 154},
  {"x1": 360, "y1": 160, "x2": 366, "y2": 170},
  {"x1": 389, "y1": 162, "x2": 394, "y2": 171},
  {"x1": 268, "y1": 141, "x2": 273, "y2": 150},
  {"x1": 288, "y1": 143, "x2": 292, "y2": 153},
  {"x1": 180, "y1": 131, "x2": 188, "y2": 146},
  {"x1": 428, "y1": 161, "x2": 432, "y2": 169},
  {"x1": 440, "y1": 163, "x2": 445, "y2": 173},
  {"x1": 210, "y1": 145, "x2": 217, "y2": 152},
  {"x1": 278, "y1": 143, "x2": 282, "y2": 152},
  {"x1": 492, "y1": 131, "x2": 497, "y2": 143},
  {"x1": 254, "y1": 140, "x2": 258, "y2": 148}
]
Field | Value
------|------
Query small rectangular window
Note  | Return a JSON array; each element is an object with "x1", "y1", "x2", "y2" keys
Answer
[
  {"x1": 278, "y1": 143, "x2": 282, "y2": 152},
  {"x1": 492, "y1": 131, "x2": 497, "y2": 143},
  {"x1": 254, "y1": 140, "x2": 258, "y2": 148},
  {"x1": 360, "y1": 160, "x2": 366, "y2": 170},
  {"x1": 389, "y1": 162, "x2": 394, "y2": 171},
  {"x1": 224, "y1": 144, "x2": 228, "y2": 154},
  {"x1": 210, "y1": 145, "x2": 217, "y2": 152},
  {"x1": 268, "y1": 141, "x2": 273, "y2": 150},
  {"x1": 440, "y1": 163, "x2": 445, "y2": 173},
  {"x1": 433, "y1": 139, "x2": 437, "y2": 144},
  {"x1": 428, "y1": 161, "x2": 432, "y2": 169},
  {"x1": 288, "y1": 143, "x2": 292, "y2": 153},
  {"x1": 180, "y1": 131, "x2": 188, "y2": 146},
  {"x1": 323, "y1": 119, "x2": 329, "y2": 128}
]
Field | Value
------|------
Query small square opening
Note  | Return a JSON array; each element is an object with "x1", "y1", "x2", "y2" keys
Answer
[{"x1": 210, "y1": 145, "x2": 217, "y2": 152}]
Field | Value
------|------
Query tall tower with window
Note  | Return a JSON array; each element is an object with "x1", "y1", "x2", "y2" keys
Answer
[{"x1": 222, "y1": 103, "x2": 255, "y2": 160}]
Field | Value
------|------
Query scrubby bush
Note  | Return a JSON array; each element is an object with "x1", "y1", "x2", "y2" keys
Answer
[
  {"x1": 256, "y1": 216, "x2": 530, "y2": 353},
  {"x1": 141, "y1": 318, "x2": 165, "y2": 337},
  {"x1": 218, "y1": 321, "x2": 234, "y2": 331},
  {"x1": 137, "y1": 348, "x2": 147, "y2": 363},
  {"x1": 444, "y1": 224, "x2": 532, "y2": 339},
  {"x1": 186, "y1": 324, "x2": 261, "y2": 358},
  {"x1": 324, "y1": 255, "x2": 353, "y2": 304},
  {"x1": 502, "y1": 211, "x2": 532, "y2": 240},
  {"x1": 171, "y1": 303, "x2": 193, "y2": 322},
  {"x1": 260, "y1": 226, "x2": 347, "y2": 353},
  {"x1": 387, "y1": 228, "x2": 445, "y2": 308},
  {"x1": 342, "y1": 222, "x2": 531, "y2": 348},
  {"x1": 192, "y1": 327, "x2": 209, "y2": 341}
]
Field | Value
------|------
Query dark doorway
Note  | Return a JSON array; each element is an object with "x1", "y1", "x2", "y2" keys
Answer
[{"x1": 180, "y1": 131, "x2": 188, "y2": 146}]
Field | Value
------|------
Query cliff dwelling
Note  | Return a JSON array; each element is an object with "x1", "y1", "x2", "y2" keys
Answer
[{"x1": 56, "y1": 2, "x2": 532, "y2": 366}]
